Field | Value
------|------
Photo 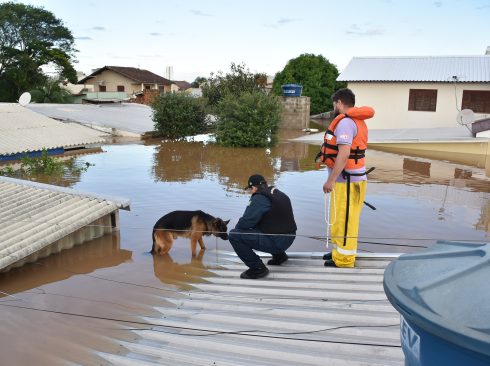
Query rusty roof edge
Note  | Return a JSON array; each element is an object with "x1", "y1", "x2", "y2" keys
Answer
[{"x1": 0, "y1": 176, "x2": 131, "y2": 210}]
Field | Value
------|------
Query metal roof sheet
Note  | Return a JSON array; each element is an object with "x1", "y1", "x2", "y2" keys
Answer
[
  {"x1": 337, "y1": 56, "x2": 490, "y2": 82},
  {"x1": 98, "y1": 252, "x2": 404, "y2": 365},
  {"x1": 0, "y1": 103, "x2": 107, "y2": 156},
  {"x1": 0, "y1": 176, "x2": 130, "y2": 271}
]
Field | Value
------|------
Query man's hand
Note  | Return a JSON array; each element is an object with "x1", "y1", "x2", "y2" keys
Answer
[{"x1": 323, "y1": 179, "x2": 334, "y2": 193}]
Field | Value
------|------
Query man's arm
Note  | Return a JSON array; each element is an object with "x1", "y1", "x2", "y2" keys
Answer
[
  {"x1": 323, "y1": 144, "x2": 350, "y2": 193},
  {"x1": 235, "y1": 194, "x2": 272, "y2": 230}
]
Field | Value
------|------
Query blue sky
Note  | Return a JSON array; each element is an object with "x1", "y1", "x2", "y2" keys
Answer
[{"x1": 8, "y1": 0, "x2": 490, "y2": 81}]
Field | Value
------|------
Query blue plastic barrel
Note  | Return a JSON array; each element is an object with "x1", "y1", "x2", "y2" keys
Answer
[
  {"x1": 281, "y1": 84, "x2": 302, "y2": 97},
  {"x1": 383, "y1": 241, "x2": 490, "y2": 366}
]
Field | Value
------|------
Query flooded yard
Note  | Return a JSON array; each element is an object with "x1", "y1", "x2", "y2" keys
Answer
[{"x1": 1, "y1": 135, "x2": 489, "y2": 365}]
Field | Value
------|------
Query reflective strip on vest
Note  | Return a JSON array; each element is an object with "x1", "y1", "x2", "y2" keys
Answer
[{"x1": 333, "y1": 244, "x2": 357, "y2": 255}]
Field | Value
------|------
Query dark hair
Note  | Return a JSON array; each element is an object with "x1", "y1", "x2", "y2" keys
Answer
[{"x1": 332, "y1": 88, "x2": 355, "y2": 107}]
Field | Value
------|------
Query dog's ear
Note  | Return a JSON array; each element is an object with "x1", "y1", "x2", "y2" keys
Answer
[{"x1": 224, "y1": 219, "x2": 230, "y2": 225}]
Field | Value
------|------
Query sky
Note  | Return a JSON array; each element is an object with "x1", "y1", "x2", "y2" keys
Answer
[{"x1": 6, "y1": 0, "x2": 490, "y2": 82}]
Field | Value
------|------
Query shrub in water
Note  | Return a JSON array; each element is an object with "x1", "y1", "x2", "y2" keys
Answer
[
  {"x1": 151, "y1": 92, "x2": 207, "y2": 139},
  {"x1": 215, "y1": 90, "x2": 282, "y2": 147}
]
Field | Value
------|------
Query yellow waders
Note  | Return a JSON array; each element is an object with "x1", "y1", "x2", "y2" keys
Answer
[{"x1": 330, "y1": 180, "x2": 367, "y2": 267}]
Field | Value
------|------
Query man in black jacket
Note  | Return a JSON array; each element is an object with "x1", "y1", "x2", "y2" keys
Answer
[{"x1": 229, "y1": 174, "x2": 297, "y2": 279}]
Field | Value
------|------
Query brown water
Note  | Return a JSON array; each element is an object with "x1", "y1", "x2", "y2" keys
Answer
[{"x1": 1, "y1": 135, "x2": 489, "y2": 364}]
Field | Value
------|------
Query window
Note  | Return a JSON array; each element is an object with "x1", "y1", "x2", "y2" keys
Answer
[
  {"x1": 117, "y1": 85, "x2": 125, "y2": 92},
  {"x1": 99, "y1": 85, "x2": 106, "y2": 92},
  {"x1": 145, "y1": 84, "x2": 151, "y2": 90},
  {"x1": 462, "y1": 90, "x2": 490, "y2": 113},
  {"x1": 408, "y1": 89, "x2": 437, "y2": 112}
]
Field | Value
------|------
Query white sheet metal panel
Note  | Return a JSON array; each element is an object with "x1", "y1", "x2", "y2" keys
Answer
[
  {"x1": 0, "y1": 103, "x2": 106, "y2": 156},
  {"x1": 100, "y1": 254, "x2": 404, "y2": 365},
  {"x1": 0, "y1": 177, "x2": 129, "y2": 270},
  {"x1": 338, "y1": 56, "x2": 490, "y2": 82}
]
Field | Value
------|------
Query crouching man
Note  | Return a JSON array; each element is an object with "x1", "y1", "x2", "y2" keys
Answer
[{"x1": 229, "y1": 174, "x2": 297, "y2": 279}]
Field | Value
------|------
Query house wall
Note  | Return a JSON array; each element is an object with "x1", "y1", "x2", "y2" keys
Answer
[
  {"x1": 348, "y1": 82, "x2": 490, "y2": 130},
  {"x1": 83, "y1": 70, "x2": 140, "y2": 95}
]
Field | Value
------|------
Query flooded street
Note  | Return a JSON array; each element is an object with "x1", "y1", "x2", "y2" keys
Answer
[{"x1": 1, "y1": 135, "x2": 489, "y2": 365}]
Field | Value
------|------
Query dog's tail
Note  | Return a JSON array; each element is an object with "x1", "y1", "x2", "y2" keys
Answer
[{"x1": 150, "y1": 230, "x2": 156, "y2": 254}]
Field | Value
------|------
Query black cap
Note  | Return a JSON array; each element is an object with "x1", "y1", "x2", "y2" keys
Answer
[{"x1": 244, "y1": 174, "x2": 267, "y2": 189}]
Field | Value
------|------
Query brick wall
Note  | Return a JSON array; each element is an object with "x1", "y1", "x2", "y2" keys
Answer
[{"x1": 134, "y1": 89, "x2": 160, "y2": 105}]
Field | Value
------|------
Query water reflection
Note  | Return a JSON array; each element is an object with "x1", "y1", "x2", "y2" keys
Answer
[
  {"x1": 152, "y1": 250, "x2": 211, "y2": 289},
  {"x1": 0, "y1": 233, "x2": 131, "y2": 297},
  {"x1": 150, "y1": 137, "x2": 311, "y2": 189}
]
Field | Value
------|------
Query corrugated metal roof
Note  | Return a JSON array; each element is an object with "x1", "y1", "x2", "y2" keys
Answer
[
  {"x1": 99, "y1": 252, "x2": 404, "y2": 365},
  {"x1": 0, "y1": 103, "x2": 107, "y2": 156},
  {"x1": 0, "y1": 176, "x2": 130, "y2": 271},
  {"x1": 337, "y1": 56, "x2": 490, "y2": 82}
]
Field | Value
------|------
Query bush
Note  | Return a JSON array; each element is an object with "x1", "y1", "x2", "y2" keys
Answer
[
  {"x1": 202, "y1": 63, "x2": 265, "y2": 112},
  {"x1": 215, "y1": 90, "x2": 282, "y2": 147},
  {"x1": 151, "y1": 92, "x2": 207, "y2": 139}
]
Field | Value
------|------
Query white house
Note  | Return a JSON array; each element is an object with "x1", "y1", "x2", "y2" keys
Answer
[{"x1": 337, "y1": 55, "x2": 490, "y2": 130}]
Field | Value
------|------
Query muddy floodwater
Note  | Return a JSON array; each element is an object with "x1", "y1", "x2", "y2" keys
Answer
[{"x1": 1, "y1": 134, "x2": 489, "y2": 365}]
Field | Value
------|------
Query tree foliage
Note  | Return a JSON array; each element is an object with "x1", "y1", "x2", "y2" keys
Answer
[
  {"x1": 191, "y1": 76, "x2": 207, "y2": 88},
  {"x1": 151, "y1": 92, "x2": 207, "y2": 139},
  {"x1": 202, "y1": 63, "x2": 264, "y2": 111},
  {"x1": 0, "y1": 2, "x2": 77, "y2": 102},
  {"x1": 272, "y1": 53, "x2": 345, "y2": 114},
  {"x1": 215, "y1": 90, "x2": 282, "y2": 147},
  {"x1": 30, "y1": 78, "x2": 73, "y2": 103}
]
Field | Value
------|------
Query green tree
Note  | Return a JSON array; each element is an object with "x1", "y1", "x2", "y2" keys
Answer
[
  {"x1": 215, "y1": 90, "x2": 282, "y2": 147},
  {"x1": 30, "y1": 78, "x2": 73, "y2": 103},
  {"x1": 151, "y1": 92, "x2": 207, "y2": 139},
  {"x1": 272, "y1": 53, "x2": 345, "y2": 114},
  {"x1": 0, "y1": 2, "x2": 77, "y2": 102},
  {"x1": 202, "y1": 63, "x2": 263, "y2": 111},
  {"x1": 191, "y1": 76, "x2": 207, "y2": 88}
]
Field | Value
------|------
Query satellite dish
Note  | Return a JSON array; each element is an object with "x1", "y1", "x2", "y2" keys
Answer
[
  {"x1": 18, "y1": 92, "x2": 31, "y2": 107},
  {"x1": 456, "y1": 109, "x2": 475, "y2": 126}
]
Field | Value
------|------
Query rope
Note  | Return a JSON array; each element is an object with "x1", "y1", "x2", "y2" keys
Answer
[
  {"x1": 324, "y1": 190, "x2": 336, "y2": 249},
  {"x1": 0, "y1": 218, "x2": 486, "y2": 248}
]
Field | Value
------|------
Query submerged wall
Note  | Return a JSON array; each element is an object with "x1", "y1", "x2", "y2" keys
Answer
[{"x1": 280, "y1": 96, "x2": 310, "y2": 130}]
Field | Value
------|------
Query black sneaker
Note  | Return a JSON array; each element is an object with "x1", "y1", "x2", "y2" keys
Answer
[
  {"x1": 323, "y1": 252, "x2": 332, "y2": 260},
  {"x1": 267, "y1": 252, "x2": 288, "y2": 265},
  {"x1": 240, "y1": 265, "x2": 269, "y2": 279},
  {"x1": 324, "y1": 259, "x2": 337, "y2": 267}
]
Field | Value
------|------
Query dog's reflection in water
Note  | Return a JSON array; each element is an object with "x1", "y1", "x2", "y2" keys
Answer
[{"x1": 152, "y1": 250, "x2": 211, "y2": 287}]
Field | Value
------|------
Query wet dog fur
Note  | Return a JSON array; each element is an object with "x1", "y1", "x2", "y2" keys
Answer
[{"x1": 151, "y1": 210, "x2": 229, "y2": 256}]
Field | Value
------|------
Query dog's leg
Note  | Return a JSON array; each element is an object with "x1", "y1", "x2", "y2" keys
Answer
[
  {"x1": 198, "y1": 237, "x2": 206, "y2": 250},
  {"x1": 190, "y1": 233, "x2": 202, "y2": 257},
  {"x1": 154, "y1": 231, "x2": 174, "y2": 255}
]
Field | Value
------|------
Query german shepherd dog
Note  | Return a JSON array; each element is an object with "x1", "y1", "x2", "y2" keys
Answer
[{"x1": 151, "y1": 210, "x2": 229, "y2": 256}]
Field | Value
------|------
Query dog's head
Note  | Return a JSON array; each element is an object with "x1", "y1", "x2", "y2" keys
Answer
[{"x1": 212, "y1": 218, "x2": 230, "y2": 240}]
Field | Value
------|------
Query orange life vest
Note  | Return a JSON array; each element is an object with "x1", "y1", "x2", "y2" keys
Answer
[{"x1": 317, "y1": 106, "x2": 374, "y2": 170}]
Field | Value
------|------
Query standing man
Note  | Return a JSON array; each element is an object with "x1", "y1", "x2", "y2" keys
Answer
[
  {"x1": 229, "y1": 174, "x2": 297, "y2": 279},
  {"x1": 318, "y1": 88, "x2": 375, "y2": 268}
]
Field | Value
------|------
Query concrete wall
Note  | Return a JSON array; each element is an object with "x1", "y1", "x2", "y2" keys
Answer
[
  {"x1": 280, "y1": 96, "x2": 310, "y2": 129},
  {"x1": 348, "y1": 82, "x2": 490, "y2": 130}
]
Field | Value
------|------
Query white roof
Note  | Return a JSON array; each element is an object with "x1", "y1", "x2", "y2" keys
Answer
[
  {"x1": 338, "y1": 56, "x2": 490, "y2": 82},
  {"x1": 0, "y1": 176, "x2": 130, "y2": 271},
  {"x1": 99, "y1": 251, "x2": 404, "y2": 365},
  {"x1": 0, "y1": 103, "x2": 106, "y2": 156}
]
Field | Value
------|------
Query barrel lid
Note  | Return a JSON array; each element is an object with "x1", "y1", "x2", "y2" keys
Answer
[
  {"x1": 383, "y1": 241, "x2": 490, "y2": 357},
  {"x1": 281, "y1": 84, "x2": 302, "y2": 87}
]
